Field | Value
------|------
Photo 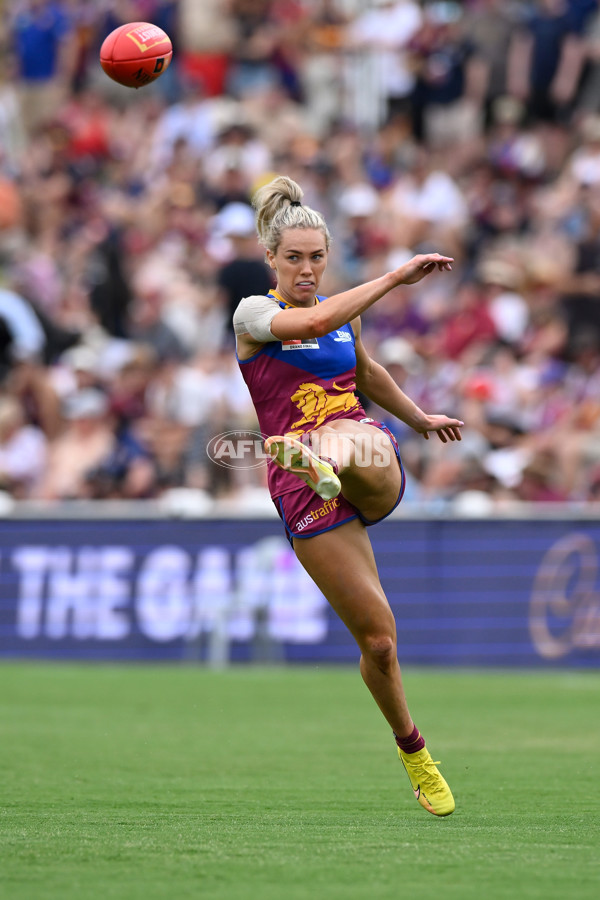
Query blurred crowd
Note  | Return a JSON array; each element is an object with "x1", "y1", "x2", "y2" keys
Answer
[{"x1": 1, "y1": 0, "x2": 600, "y2": 511}]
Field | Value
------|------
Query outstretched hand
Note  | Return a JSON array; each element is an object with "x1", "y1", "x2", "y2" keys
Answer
[
  {"x1": 398, "y1": 253, "x2": 453, "y2": 285},
  {"x1": 415, "y1": 415, "x2": 464, "y2": 443}
]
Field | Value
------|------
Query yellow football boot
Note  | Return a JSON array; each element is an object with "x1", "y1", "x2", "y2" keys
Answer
[
  {"x1": 264, "y1": 435, "x2": 341, "y2": 500},
  {"x1": 398, "y1": 746, "x2": 455, "y2": 817}
]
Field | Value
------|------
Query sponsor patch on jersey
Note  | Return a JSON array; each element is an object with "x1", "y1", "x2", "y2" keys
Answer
[
  {"x1": 282, "y1": 338, "x2": 320, "y2": 351},
  {"x1": 333, "y1": 330, "x2": 352, "y2": 343}
]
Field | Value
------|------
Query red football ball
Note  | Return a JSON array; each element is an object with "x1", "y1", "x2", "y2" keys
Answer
[{"x1": 100, "y1": 21, "x2": 173, "y2": 89}]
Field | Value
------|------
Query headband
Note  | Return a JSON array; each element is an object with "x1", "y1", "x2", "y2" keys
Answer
[{"x1": 290, "y1": 200, "x2": 302, "y2": 207}]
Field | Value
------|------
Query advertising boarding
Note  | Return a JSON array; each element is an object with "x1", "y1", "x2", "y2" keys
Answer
[{"x1": 0, "y1": 518, "x2": 599, "y2": 667}]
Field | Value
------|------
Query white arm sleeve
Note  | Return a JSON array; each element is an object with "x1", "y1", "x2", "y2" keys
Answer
[{"x1": 233, "y1": 295, "x2": 281, "y2": 343}]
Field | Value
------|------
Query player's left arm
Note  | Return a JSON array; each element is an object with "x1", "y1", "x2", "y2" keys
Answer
[{"x1": 352, "y1": 317, "x2": 463, "y2": 443}]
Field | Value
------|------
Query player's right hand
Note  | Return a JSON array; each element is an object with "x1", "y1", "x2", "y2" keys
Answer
[{"x1": 397, "y1": 253, "x2": 453, "y2": 285}]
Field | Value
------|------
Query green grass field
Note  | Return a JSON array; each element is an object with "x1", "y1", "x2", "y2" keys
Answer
[{"x1": 1, "y1": 663, "x2": 599, "y2": 900}]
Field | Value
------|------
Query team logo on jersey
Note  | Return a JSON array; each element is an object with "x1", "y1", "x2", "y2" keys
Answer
[
  {"x1": 281, "y1": 338, "x2": 319, "y2": 351},
  {"x1": 334, "y1": 330, "x2": 352, "y2": 343},
  {"x1": 289, "y1": 381, "x2": 359, "y2": 431}
]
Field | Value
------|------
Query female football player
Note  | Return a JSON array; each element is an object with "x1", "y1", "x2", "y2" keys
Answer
[{"x1": 233, "y1": 175, "x2": 462, "y2": 816}]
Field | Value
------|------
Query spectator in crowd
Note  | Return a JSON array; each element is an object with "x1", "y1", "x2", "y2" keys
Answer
[
  {"x1": 335, "y1": 182, "x2": 391, "y2": 284},
  {"x1": 83, "y1": 218, "x2": 133, "y2": 340},
  {"x1": 0, "y1": 286, "x2": 46, "y2": 366},
  {"x1": 214, "y1": 201, "x2": 274, "y2": 335},
  {"x1": 204, "y1": 119, "x2": 272, "y2": 198},
  {"x1": 300, "y1": 0, "x2": 349, "y2": 138},
  {"x1": 39, "y1": 387, "x2": 114, "y2": 499},
  {"x1": 557, "y1": 177, "x2": 600, "y2": 352},
  {"x1": 345, "y1": 0, "x2": 423, "y2": 128},
  {"x1": 506, "y1": 0, "x2": 591, "y2": 123},
  {"x1": 407, "y1": 1, "x2": 487, "y2": 157},
  {"x1": 436, "y1": 280, "x2": 498, "y2": 362},
  {"x1": 10, "y1": 0, "x2": 76, "y2": 133},
  {"x1": 0, "y1": 393, "x2": 47, "y2": 497},
  {"x1": 127, "y1": 280, "x2": 189, "y2": 364},
  {"x1": 477, "y1": 258, "x2": 530, "y2": 346},
  {"x1": 150, "y1": 75, "x2": 218, "y2": 173},
  {"x1": 463, "y1": 0, "x2": 521, "y2": 129},
  {"x1": 577, "y1": 2, "x2": 600, "y2": 114},
  {"x1": 0, "y1": 54, "x2": 27, "y2": 176},
  {"x1": 225, "y1": 0, "x2": 284, "y2": 99},
  {"x1": 383, "y1": 143, "x2": 469, "y2": 259}
]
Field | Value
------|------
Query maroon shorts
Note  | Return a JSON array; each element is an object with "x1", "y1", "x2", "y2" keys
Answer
[{"x1": 273, "y1": 419, "x2": 405, "y2": 544}]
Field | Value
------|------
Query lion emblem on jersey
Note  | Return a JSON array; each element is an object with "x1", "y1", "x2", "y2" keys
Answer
[{"x1": 289, "y1": 381, "x2": 359, "y2": 432}]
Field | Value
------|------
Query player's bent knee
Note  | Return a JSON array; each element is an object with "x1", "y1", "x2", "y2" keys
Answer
[{"x1": 362, "y1": 634, "x2": 396, "y2": 670}]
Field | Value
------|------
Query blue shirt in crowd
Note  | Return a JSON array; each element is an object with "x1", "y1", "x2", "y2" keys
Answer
[{"x1": 12, "y1": 2, "x2": 71, "y2": 82}]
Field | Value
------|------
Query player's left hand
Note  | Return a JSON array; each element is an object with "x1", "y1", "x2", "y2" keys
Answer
[{"x1": 416, "y1": 415, "x2": 464, "y2": 443}]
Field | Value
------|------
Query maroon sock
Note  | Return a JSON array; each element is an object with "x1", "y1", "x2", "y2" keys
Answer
[
  {"x1": 394, "y1": 725, "x2": 425, "y2": 754},
  {"x1": 320, "y1": 455, "x2": 338, "y2": 475}
]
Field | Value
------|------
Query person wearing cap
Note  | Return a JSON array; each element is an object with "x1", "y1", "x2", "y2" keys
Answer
[
  {"x1": 0, "y1": 394, "x2": 47, "y2": 498},
  {"x1": 214, "y1": 202, "x2": 274, "y2": 335},
  {"x1": 336, "y1": 182, "x2": 390, "y2": 284},
  {"x1": 40, "y1": 388, "x2": 113, "y2": 499},
  {"x1": 233, "y1": 174, "x2": 462, "y2": 817}
]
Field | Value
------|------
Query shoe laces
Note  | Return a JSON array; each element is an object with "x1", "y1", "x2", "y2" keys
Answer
[{"x1": 406, "y1": 755, "x2": 443, "y2": 788}]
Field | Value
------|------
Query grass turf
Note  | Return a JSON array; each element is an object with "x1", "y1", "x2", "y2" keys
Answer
[{"x1": 1, "y1": 663, "x2": 599, "y2": 900}]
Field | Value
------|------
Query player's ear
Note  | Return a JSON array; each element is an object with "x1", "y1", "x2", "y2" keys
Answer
[{"x1": 266, "y1": 250, "x2": 276, "y2": 269}]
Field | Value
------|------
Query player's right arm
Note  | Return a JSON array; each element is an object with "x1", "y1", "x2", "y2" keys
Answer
[
  {"x1": 233, "y1": 253, "x2": 452, "y2": 354},
  {"x1": 271, "y1": 253, "x2": 452, "y2": 340}
]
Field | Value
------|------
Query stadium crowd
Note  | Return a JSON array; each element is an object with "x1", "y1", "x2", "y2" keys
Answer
[{"x1": 1, "y1": 0, "x2": 600, "y2": 511}]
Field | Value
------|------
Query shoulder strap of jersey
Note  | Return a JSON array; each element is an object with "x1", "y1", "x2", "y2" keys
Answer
[{"x1": 268, "y1": 290, "x2": 324, "y2": 310}]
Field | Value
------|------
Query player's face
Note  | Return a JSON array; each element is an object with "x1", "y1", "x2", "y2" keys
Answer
[{"x1": 268, "y1": 228, "x2": 328, "y2": 306}]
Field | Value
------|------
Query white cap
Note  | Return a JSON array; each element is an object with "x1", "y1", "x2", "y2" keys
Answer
[
  {"x1": 338, "y1": 183, "x2": 380, "y2": 218},
  {"x1": 60, "y1": 345, "x2": 99, "y2": 373},
  {"x1": 478, "y1": 259, "x2": 523, "y2": 290},
  {"x1": 63, "y1": 389, "x2": 108, "y2": 420},
  {"x1": 213, "y1": 203, "x2": 256, "y2": 238},
  {"x1": 377, "y1": 336, "x2": 423, "y2": 374}
]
